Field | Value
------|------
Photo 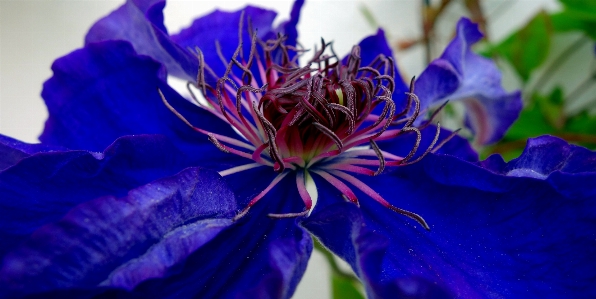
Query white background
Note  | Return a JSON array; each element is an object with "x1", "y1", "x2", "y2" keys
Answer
[{"x1": 0, "y1": 0, "x2": 560, "y2": 298}]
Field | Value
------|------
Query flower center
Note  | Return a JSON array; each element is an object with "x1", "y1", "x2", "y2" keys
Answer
[{"x1": 160, "y1": 16, "x2": 456, "y2": 229}]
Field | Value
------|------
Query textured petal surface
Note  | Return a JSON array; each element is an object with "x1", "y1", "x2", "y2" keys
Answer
[
  {"x1": 97, "y1": 168, "x2": 312, "y2": 299},
  {"x1": 0, "y1": 167, "x2": 235, "y2": 297},
  {"x1": 85, "y1": 0, "x2": 198, "y2": 81},
  {"x1": 415, "y1": 18, "x2": 522, "y2": 145},
  {"x1": 0, "y1": 135, "x2": 189, "y2": 257},
  {"x1": 194, "y1": 167, "x2": 313, "y2": 299},
  {"x1": 40, "y1": 40, "x2": 242, "y2": 169},
  {"x1": 305, "y1": 136, "x2": 596, "y2": 298}
]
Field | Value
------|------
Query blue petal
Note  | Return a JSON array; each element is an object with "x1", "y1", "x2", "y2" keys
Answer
[
  {"x1": 0, "y1": 166, "x2": 235, "y2": 297},
  {"x1": 85, "y1": 0, "x2": 198, "y2": 81},
  {"x1": 1, "y1": 135, "x2": 311, "y2": 298},
  {"x1": 305, "y1": 136, "x2": 596, "y2": 297},
  {"x1": 415, "y1": 18, "x2": 522, "y2": 145},
  {"x1": 202, "y1": 167, "x2": 312, "y2": 299},
  {"x1": 40, "y1": 40, "x2": 242, "y2": 169},
  {"x1": 0, "y1": 135, "x2": 191, "y2": 257},
  {"x1": 0, "y1": 134, "x2": 67, "y2": 170},
  {"x1": 120, "y1": 168, "x2": 311, "y2": 299},
  {"x1": 303, "y1": 183, "x2": 452, "y2": 299}
]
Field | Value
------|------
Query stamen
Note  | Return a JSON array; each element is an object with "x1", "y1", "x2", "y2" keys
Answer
[
  {"x1": 313, "y1": 122, "x2": 343, "y2": 151},
  {"x1": 268, "y1": 170, "x2": 312, "y2": 218},
  {"x1": 252, "y1": 101, "x2": 285, "y2": 172},
  {"x1": 400, "y1": 123, "x2": 441, "y2": 165},
  {"x1": 208, "y1": 133, "x2": 229, "y2": 153},
  {"x1": 330, "y1": 170, "x2": 430, "y2": 230},
  {"x1": 399, "y1": 127, "x2": 422, "y2": 164},
  {"x1": 327, "y1": 103, "x2": 355, "y2": 134},
  {"x1": 311, "y1": 170, "x2": 359, "y2": 206},
  {"x1": 268, "y1": 210, "x2": 310, "y2": 218},
  {"x1": 159, "y1": 88, "x2": 254, "y2": 150},
  {"x1": 233, "y1": 172, "x2": 289, "y2": 221},
  {"x1": 421, "y1": 100, "x2": 449, "y2": 129},
  {"x1": 431, "y1": 128, "x2": 462, "y2": 153},
  {"x1": 219, "y1": 163, "x2": 264, "y2": 177},
  {"x1": 369, "y1": 139, "x2": 385, "y2": 176}
]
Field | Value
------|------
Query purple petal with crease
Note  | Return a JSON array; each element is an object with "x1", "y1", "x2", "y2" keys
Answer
[
  {"x1": 85, "y1": 0, "x2": 198, "y2": 81},
  {"x1": 40, "y1": 40, "x2": 243, "y2": 169},
  {"x1": 415, "y1": 18, "x2": 522, "y2": 145},
  {"x1": 0, "y1": 135, "x2": 192, "y2": 258},
  {"x1": 0, "y1": 167, "x2": 235, "y2": 297}
]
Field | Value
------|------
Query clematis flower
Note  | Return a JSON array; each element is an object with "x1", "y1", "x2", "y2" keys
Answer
[{"x1": 0, "y1": 1, "x2": 595, "y2": 298}]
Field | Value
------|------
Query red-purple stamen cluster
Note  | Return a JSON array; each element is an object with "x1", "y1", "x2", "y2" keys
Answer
[{"x1": 161, "y1": 17, "x2": 455, "y2": 230}]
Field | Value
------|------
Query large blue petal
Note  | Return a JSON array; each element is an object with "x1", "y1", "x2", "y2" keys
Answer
[
  {"x1": 1, "y1": 134, "x2": 311, "y2": 298},
  {"x1": 0, "y1": 166, "x2": 235, "y2": 297},
  {"x1": 416, "y1": 18, "x2": 522, "y2": 145},
  {"x1": 85, "y1": 0, "x2": 198, "y2": 81},
  {"x1": 305, "y1": 136, "x2": 596, "y2": 297},
  {"x1": 40, "y1": 40, "x2": 243, "y2": 169},
  {"x1": 0, "y1": 135, "x2": 191, "y2": 257},
  {"x1": 111, "y1": 167, "x2": 311, "y2": 299}
]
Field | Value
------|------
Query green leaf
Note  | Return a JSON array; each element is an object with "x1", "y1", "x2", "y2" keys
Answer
[
  {"x1": 551, "y1": 12, "x2": 596, "y2": 39},
  {"x1": 331, "y1": 273, "x2": 365, "y2": 299},
  {"x1": 551, "y1": 0, "x2": 596, "y2": 39},
  {"x1": 490, "y1": 11, "x2": 552, "y2": 81},
  {"x1": 559, "y1": 0, "x2": 596, "y2": 15},
  {"x1": 566, "y1": 111, "x2": 596, "y2": 135}
]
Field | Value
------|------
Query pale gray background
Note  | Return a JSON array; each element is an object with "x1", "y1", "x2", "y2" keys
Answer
[{"x1": 0, "y1": 0, "x2": 560, "y2": 298}]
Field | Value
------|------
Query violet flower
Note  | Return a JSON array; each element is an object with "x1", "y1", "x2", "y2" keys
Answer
[{"x1": 0, "y1": 0, "x2": 595, "y2": 298}]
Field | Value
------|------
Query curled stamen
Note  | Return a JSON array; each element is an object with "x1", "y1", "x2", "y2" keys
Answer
[
  {"x1": 252, "y1": 101, "x2": 285, "y2": 172},
  {"x1": 208, "y1": 133, "x2": 230, "y2": 153},
  {"x1": 400, "y1": 123, "x2": 441, "y2": 165},
  {"x1": 399, "y1": 127, "x2": 422, "y2": 164},
  {"x1": 369, "y1": 139, "x2": 385, "y2": 176},
  {"x1": 313, "y1": 122, "x2": 343, "y2": 151},
  {"x1": 386, "y1": 205, "x2": 430, "y2": 231},
  {"x1": 327, "y1": 103, "x2": 355, "y2": 134}
]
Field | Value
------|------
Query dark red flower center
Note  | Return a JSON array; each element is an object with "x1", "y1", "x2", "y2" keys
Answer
[{"x1": 160, "y1": 17, "x2": 457, "y2": 229}]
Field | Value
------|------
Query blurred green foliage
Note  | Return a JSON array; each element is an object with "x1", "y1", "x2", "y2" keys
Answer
[{"x1": 489, "y1": 11, "x2": 552, "y2": 82}]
